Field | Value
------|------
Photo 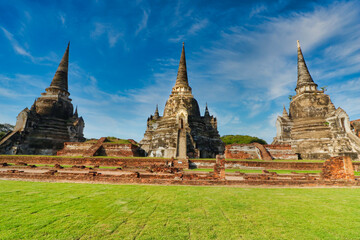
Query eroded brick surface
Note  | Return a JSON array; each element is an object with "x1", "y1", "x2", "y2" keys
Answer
[
  {"x1": 321, "y1": 156, "x2": 355, "y2": 181},
  {"x1": 225, "y1": 143, "x2": 297, "y2": 160}
]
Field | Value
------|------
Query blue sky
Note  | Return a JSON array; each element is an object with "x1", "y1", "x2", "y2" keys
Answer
[{"x1": 1, "y1": 0, "x2": 360, "y2": 143}]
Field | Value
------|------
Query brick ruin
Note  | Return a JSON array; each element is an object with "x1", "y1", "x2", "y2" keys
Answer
[
  {"x1": 139, "y1": 43, "x2": 224, "y2": 158},
  {"x1": 0, "y1": 43, "x2": 84, "y2": 155},
  {"x1": 0, "y1": 155, "x2": 358, "y2": 186},
  {"x1": 350, "y1": 119, "x2": 360, "y2": 137},
  {"x1": 273, "y1": 41, "x2": 360, "y2": 160},
  {"x1": 321, "y1": 156, "x2": 355, "y2": 181},
  {"x1": 225, "y1": 143, "x2": 298, "y2": 160},
  {"x1": 57, "y1": 137, "x2": 144, "y2": 157}
]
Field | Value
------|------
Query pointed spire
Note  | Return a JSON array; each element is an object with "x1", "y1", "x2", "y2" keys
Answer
[
  {"x1": 205, "y1": 103, "x2": 210, "y2": 117},
  {"x1": 154, "y1": 104, "x2": 159, "y2": 119},
  {"x1": 74, "y1": 105, "x2": 78, "y2": 117},
  {"x1": 175, "y1": 42, "x2": 189, "y2": 88},
  {"x1": 296, "y1": 40, "x2": 317, "y2": 91},
  {"x1": 50, "y1": 42, "x2": 70, "y2": 92},
  {"x1": 282, "y1": 105, "x2": 289, "y2": 118}
]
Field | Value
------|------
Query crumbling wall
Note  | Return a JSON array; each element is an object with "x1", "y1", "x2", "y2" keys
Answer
[
  {"x1": 265, "y1": 145, "x2": 298, "y2": 160},
  {"x1": 0, "y1": 155, "x2": 170, "y2": 167},
  {"x1": 191, "y1": 159, "x2": 324, "y2": 170},
  {"x1": 225, "y1": 144, "x2": 259, "y2": 159},
  {"x1": 225, "y1": 143, "x2": 298, "y2": 160},
  {"x1": 57, "y1": 140, "x2": 143, "y2": 157},
  {"x1": 100, "y1": 144, "x2": 142, "y2": 157},
  {"x1": 321, "y1": 156, "x2": 355, "y2": 181},
  {"x1": 213, "y1": 155, "x2": 225, "y2": 180}
]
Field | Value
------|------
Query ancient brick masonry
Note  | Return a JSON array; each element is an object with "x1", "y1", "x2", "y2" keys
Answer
[
  {"x1": 140, "y1": 43, "x2": 224, "y2": 158},
  {"x1": 273, "y1": 41, "x2": 360, "y2": 160},
  {"x1": 225, "y1": 143, "x2": 298, "y2": 160},
  {"x1": 57, "y1": 138, "x2": 144, "y2": 157},
  {"x1": 0, "y1": 43, "x2": 84, "y2": 155},
  {"x1": 1, "y1": 157, "x2": 360, "y2": 186},
  {"x1": 213, "y1": 155, "x2": 225, "y2": 180},
  {"x1": 82, "y1": 137, "x2": 107, "y2": 157},
  {"x1": 321, "y1": 156, "x2": 355, "y2": 181}
]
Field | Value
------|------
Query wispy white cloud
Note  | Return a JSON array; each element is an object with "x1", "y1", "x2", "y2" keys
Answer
[
  {"x1": 249, "y1": 3, "x2": 268, "y2": 17},
  {"x1": 0, "y1": 87, "x2": 19, "y2": 98},
  {"x1": 188, "y1": 18, "x2": 208, "y2": 35},
  {"x1": 58, "y1": 13, "x2": 66, "y2": 25},
  {"x1": 135, "y1": 9, "x2": 150, "y2": 35},
  {"x1": 168, "y1": 18, "x2": 209, "y2": 42},
  {"x1": 91, "y1": 22, "x2": 123, "y2": 48},
  {"x1": 1, "y1": 26, "x2": 33, "y2": 59},
  {"x1": 249, "y1": 0, "x2": 291, "y2": 18},
  {"x1": 1, "y1": 26, "x2": 59, "y2": 65},
  {"x1": 196, "y1": 1, "x2": 360, "y2": 104}
]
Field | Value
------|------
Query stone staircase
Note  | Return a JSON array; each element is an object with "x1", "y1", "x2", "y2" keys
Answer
[
  {"x1": 82, "y1": 137, "x2": 107, "y2": 157},
  {"x1": 253, "y1": 143, "x2": 273, "y2": 160},
  {"x1": 0, "y1": 130, "x2": 19, "y2": 146}
]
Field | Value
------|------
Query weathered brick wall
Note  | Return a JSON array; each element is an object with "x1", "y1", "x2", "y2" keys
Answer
[
  {"x1": 1, "y1": 170, "x2": 359, "y2": 186},
  {"x1": 191, "y1": 159, "x2": 324, "y2": 170},
  {"x1": 57, "y1": 141, "x2": 143, "y2": 157},
  {"x1": 253, "y1": 143, "x2": 272, "y2": 160},
  {"x1": 1, "y1": 155, "x2": 354, "y2": 171},
  {"x1": 321, "y1": 156, "x2": 355, "y2": 181},
  {"x1": 265, "y1": 145, "x2": 298, "y2": 160},
  {"x1": 0, "y1": 155, "x2": 170, "y2": 167},
  {"x1": 225, "y1": 144, "x2": 298, "y2": 160},
  {"x1": 57, "y1": 142, "x2": 95, "y2": 156},
  {"x1": 225, "y1": 144, "x2": 258, "y2": 159},
  {"x1": 100, "y1": 144, "x2": 142, "y2": 157},
  {"x1": 213, "y1": 155, "x2": 225, "y2": 179}
]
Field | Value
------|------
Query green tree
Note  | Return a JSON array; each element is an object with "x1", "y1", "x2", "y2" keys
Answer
[{"x1": 221, "y1": 135, "x2": 267, "y2": 145}]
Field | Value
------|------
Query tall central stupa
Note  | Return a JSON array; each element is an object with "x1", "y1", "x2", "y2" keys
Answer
[{"x1": 140, "y1": 43, "x2": 224, "y2": 158}]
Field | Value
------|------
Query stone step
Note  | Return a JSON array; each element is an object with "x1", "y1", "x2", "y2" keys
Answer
[{"x1": 82, "y1": 137, "x2": 107, "y2": 157}]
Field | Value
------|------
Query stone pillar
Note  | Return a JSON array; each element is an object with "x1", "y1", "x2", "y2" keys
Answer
[{"x1": 214, "y1": 154, "x2": 225, "y2": 180}]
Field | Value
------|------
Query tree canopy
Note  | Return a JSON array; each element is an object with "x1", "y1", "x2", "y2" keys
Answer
[
  {"x1": 221, "y1": 135, "x2": 267, "y2": 145},
  {"x1": 0, "y1": 123, "x2": 14, "y2": 139}
]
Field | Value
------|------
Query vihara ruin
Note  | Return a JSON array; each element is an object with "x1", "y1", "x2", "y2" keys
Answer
[{"x1": 1, "y1": 41, "x2": 360, "y2": 163}]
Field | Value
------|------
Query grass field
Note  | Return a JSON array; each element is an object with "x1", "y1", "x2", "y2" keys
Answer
[{"x1": 1, "y1": 181, "x2": 360, "y2": 240}]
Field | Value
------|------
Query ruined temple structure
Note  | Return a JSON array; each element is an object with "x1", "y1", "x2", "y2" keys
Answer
[
  {"x1": 140, "y1": 43, "x2": 224, "y2": 158},
  {"x1": 273, "y1": 40, "x2": 360, "y2": 160},
  {"x1": 0, "y1": 43, "x2": 85, "y2": 155}
]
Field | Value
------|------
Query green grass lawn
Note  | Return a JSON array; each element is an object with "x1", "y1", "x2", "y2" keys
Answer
[{"x1": 1, "y1": 181, "x2": 360, "y2": 239}]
